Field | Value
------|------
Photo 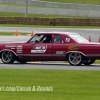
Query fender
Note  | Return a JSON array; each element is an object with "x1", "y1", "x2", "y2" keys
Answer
[
  {"x1": 66, "y1": 51, "x2": 86, "y2": 57},
  {"x1": 0, "y1": 49, "x2": 17, "y2": 56}
]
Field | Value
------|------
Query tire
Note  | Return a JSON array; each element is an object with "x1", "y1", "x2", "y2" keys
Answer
[
  {"x1": 1, "y1": 51, "x2": 15, "y2": 64},
  {"x1": 83, "y1": 59, "x2": 95, "y2": 65},
  {"x1": 67, "y1": 52, "x2": 83, "y2": 66}
]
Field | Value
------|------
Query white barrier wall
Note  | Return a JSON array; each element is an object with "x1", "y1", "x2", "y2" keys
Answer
[
  {"x1": 0, "y1": 0, "x2": 100, "y2": 18},
  {"x1": 0, "y1": 6, "x2": 100, "y2": 18},
  {"x1": 30, "y1": 1, "x2": 100, "y2": 11},
  {"x1": 0, "y1": 0, "x2": 100, "y2": 11},
  {"x1": 0, "y1": 0, "x2": 27, "y2": 4}
]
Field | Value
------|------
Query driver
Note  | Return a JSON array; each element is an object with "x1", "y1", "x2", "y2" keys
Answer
[{"x1": 43, "y1": 35, "x2": 52, "y2": 43}]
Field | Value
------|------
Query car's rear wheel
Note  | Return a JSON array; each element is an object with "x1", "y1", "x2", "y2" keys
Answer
[
  {"x1": 67, "y1": 52, "x2": 83, "y2": 66},
  {"x1": 83, "y1": 59, "x2": 95, "y2": 65},
  {"x1": 1, "y1": 51, "x2": 15, "y2": 64}
]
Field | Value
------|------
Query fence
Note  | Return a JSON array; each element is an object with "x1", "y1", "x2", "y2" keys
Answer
[{"x1": 0, "y1": 17, "x2": 100, "y2": 26}]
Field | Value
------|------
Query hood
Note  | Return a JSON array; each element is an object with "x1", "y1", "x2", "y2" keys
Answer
[
  {"x1": 5, "y1": 43, "x2": 24, "y2": 47},
  {"x1": 0, "y1": 43, "x2": 24, "y2": 49},
  {"x1": 0, "y1": 41, "x2": 25, "y2": 44}
]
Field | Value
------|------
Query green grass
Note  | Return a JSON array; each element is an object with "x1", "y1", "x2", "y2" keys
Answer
[
  {"x1": 0, "y1": 12, "x2": 89, "y2": 18},
  {"x1": 95, "y1": 60, "x2": 100, "y2": 64},
  {"x1": 0, "y1": 3, "x2": 26, "y2": 7},
  {"x1": 0, "y1": 3, "x2": 50, "y2": 8},
  {"x1": 0, "y1": 24, "x2": 100, "y2": 28},
  {"x1": 0, "y1": 32, "x2": 29, "y2": 36},
  {"x1": 0, "y1": 69, "x2": 100, "y2": 100},
  {"x1": 40, "y1": 0, "x2": 100, "y2": 5}
]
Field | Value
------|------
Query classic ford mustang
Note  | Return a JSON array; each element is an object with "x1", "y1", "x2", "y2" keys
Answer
[{"x1": 0, "y1": 32, "x2": 100, "y2": 66}]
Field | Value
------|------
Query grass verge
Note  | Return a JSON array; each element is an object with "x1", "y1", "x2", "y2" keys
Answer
[
  {"x1": 0, "y1": 32, "x2": 29, "y2": 36},
  {"x1": 0, "y1": 3, "x2": 47, "y2": 8},
  {"x1": 94, "y1": 60, "x2": 100, "y2": 64},
  {"x1": 0, "y1": 24, "x2": 100, "y2": 28},
  {"x1": 0, "y1": 69, "x2": 100, "y2": 100},
  {"x1": 0, "y1": 12, "x2": 88, "y2": 18},
  {"x1": 40, "y1": 0, "x2": 100, "y2": 5},
  {"x1": 0, "y1": 3, "x2": 56, "y2": 9}
]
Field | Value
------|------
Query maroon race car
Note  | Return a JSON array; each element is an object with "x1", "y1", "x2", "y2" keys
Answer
[{"x1": 0, "y1": 32, "x2": 100, "y2": 66}]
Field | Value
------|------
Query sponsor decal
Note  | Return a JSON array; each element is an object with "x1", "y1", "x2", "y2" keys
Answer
[
  {"x1": 17, "y1": 51, "x2": 23, "y2": 53},
  {"x1": 56, "y1": 51, "x2": 65, "y2": 54},
  {"x1": 17, "y1": 45, "x2": 23, "y2": 49},
  {"x1": 6, "y1": 45, "x2": 16, "y2": 48},
  {"x1": 35, "y1": 46, "x2": 46, "y2": 50},
  {"x1": 17, "y1": 45, "x2": 23, "y2": 48},
  {"x1": 11, "y1": 48, "x2": 15, "y2": 49},
  {"x1": 31, "y1": 46, "x2": 47, "y2": 53},
  {"x1": 16, "y1": 45, "x2": 23, "y2": 53},
  {"x1": 68, "y1": 46, "x2": 79, "y2": 50},
  {"x1": 17, "y1": 50, "x2": 22, "y2": 52}
]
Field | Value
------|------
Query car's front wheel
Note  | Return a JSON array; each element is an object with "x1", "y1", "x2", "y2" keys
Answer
[
  {"x1": 83, "y1": 59, "x2": 95, "y2": 65},
  {"x1": 67, "y1": 52, "x2": 83, "y2": 66},
  {"x1": 1, "y1": 51, "x2": 15, "y2": 64}
]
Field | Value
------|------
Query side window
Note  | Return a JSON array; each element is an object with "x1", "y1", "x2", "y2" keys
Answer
[
  {"x1": 29, "y1": 35, "x2": 44, "y2": 43},
  {"x1": 41, "y1": 35, "x2": 52, "y2": 43},
  {"x1": 54, "y1": 35, "x2": 64, "y2": 43},
  {"x1": 29, "y1": 34, "x2": 52, "y2": 43}
]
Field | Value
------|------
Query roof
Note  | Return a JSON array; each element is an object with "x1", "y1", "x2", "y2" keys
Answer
[{"x1": 35, "y1": 32, "x2": 78, "y2": 35}]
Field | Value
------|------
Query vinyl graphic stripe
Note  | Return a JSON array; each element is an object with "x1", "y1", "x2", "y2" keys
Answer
[
  {"x1": 86, "y1": 54, "x2": 100, "y2": 56},
  {"x1": 17, "y1": 54, "x2": 65, "y2": 57},
  {"x1": 17, "y1": 54, "x2": 100, "y2": 57}
]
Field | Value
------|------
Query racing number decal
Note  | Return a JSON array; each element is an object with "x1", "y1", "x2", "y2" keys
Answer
[
  {"x1": 68, "y1": 46, "x2": 79, "y2": 50},
  {"x1": 31, "y1": 46, "x2": 47, "y2": 53}
]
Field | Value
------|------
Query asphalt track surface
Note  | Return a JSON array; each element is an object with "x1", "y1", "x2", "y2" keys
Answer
[
  {"x1": 0, "y1": 61, "x2": 100, "y2": 70},
  {"x1": 0, "y1": 27, "x2": 100, "y2": 70}
]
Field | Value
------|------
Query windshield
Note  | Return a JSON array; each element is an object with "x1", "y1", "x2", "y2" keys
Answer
[{"x1": 70, "y1": 34, "x2": 89, "y2": 43}]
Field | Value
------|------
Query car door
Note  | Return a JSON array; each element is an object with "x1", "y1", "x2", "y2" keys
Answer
[
  {"x1": 52, "y1": 34, "x2": 68, "y2": 61},
  {"x1": 23, "y1": 34, "x2": 53, "y2": 61}
]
